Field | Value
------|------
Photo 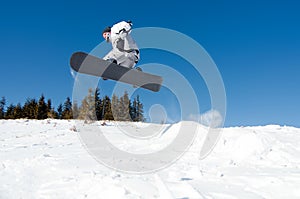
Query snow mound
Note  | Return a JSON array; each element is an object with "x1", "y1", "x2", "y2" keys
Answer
[{"x1": 1, "y1": 119, "x2": 300, "y2": 199}]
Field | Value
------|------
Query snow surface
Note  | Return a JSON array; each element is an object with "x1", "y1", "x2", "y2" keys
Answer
[{"x1": 1, "y1": 119, "x2": 300, "y2": 199}]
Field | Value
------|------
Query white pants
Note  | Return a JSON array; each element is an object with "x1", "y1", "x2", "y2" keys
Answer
[{"x1": 103, "y1": 50, "x2": 139, "y2": 69}]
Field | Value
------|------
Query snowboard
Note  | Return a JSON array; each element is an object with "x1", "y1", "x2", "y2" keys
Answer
[{"x1": 70, "y1": 52, "x2": 163, "y2": 92}]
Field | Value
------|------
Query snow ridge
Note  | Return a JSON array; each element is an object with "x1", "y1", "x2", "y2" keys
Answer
[{"x1": 1, "y1": 119, "x2": 300, "y2": 198}]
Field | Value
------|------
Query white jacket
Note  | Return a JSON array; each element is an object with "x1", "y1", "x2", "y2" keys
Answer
[
  {"x1": 104, "y1": 21, "x2": 140, "y2": 68},
  {"x1": 110, "y1": 21, "x2": 139, "y2": 53}
]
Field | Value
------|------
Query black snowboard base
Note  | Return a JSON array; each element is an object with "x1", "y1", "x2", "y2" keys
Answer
[{"x1": 70, "y1": 52, "x2": 163, "y2": 92}]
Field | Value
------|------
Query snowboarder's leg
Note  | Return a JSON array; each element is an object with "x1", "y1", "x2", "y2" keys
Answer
[
  {"x1": 119, "y1": 58, "x2": 135, "y2": 68},
  {"x1": 104, "y1": 49, "x2": 139, "y2": 69},
  {"x1": 103, "y1": 50, "x2": 116, "y2": 61},
  {"x1": 117, "y1": 52, "x2": 139, "y2": 68}
]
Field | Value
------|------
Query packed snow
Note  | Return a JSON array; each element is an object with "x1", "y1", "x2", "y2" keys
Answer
[{"x1": 1, "y1": 119, "x2": 300, "y2": 198}]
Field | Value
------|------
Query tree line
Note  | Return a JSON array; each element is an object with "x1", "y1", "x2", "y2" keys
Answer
[{"x1": 0, "y1": 88, "x2": 145, "y2": 122}]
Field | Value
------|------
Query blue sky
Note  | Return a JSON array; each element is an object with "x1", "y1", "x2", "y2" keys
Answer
[{"x1": 0, "y1": 0, "x2": 299, "y2": 127}]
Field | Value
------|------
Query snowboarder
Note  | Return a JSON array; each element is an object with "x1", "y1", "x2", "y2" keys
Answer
[{"x1": 102, "y1": 20, "x2": 140, "y2": 69}]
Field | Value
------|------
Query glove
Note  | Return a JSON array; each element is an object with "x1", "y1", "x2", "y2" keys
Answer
[
  {"x1": 127, "y1": 20, "x2": 133, "y2": 27},
  {"x1": 117, "y1": 21, "x2": 132, "y2": 33},
  {"x1": 111, "y1": 21, "x2": 132, "y2": 38}
]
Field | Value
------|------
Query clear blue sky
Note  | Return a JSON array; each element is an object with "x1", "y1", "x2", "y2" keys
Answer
[{"x1": 0, "y1": 0, "x2": 299, "y2": 127}]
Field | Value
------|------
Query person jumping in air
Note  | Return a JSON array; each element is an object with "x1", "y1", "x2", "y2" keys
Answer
[
  {"x1": 69, "y1": 20, "x2": 162, "y2": 92},
  {"x1": 102, "y1": 20, "x2": 140, "y2": 69}
]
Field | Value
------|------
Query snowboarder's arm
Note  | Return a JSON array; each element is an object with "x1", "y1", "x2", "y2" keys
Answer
[
  {"x1": 111, "y1": 21, "x2": 132, "y2": 39},
  {"x1": 111, "y1": 38, "x2": 124, "y2": 53}
]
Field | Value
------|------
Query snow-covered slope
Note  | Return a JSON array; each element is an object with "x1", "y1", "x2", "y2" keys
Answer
[{"x1": 1, "y1": 119, "x2": 300, "y2": 199}]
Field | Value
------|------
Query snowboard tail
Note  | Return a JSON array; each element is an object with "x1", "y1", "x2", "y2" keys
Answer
[{"x1": 70, "y1": 52, "x2": 163, "y2": 92}]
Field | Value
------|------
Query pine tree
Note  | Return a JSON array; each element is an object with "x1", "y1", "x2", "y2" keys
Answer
[
  {"x1": 23, "y1": 98, "x2": 38, "y2": 119},
  {"x1": 61, "y1": 97, "x2": 73, "y2": 119},
  {"x1": 0, "y1": 97, "x2": 6, "y2": 119},
  {"x1": 5, "y1": 104, "x2": 15, "y2": 119},
  {"x1": 72, "y1": 101, "x2": 79, "y2": 119},
  {"x1": 136, "y1": 95, "x2": 145, "y2": 122},
  {"x1": 78, "y1": 89, "x2": 96, "y2": 121},
  {"x1": 47, "y1": 99, "x2": 52, "y2": 112},
  {"x1": 111, "y1": 94, "x2": 120, "y2": 120},
  {"x1": 110, "y1": 92, "x2": 132, "y2": 121},
  {"x1": 48, "y1": 108, "x2": 58, "y2": 119},
  {"x1": 94, "y1": 87, "x2": 102, "y2": 120},
  {"x1": 123, "y1": 91, "x2": 131, "y2": 121},
  {"x1": 37, "y1": 94, "x2": 48, "y2": 120},
  {"x1": 128, "y1": 98, "x2": 133, "y2": 122},
  {"x1": 118, "y1": 92, "x2": 131, "y2": 121},
  {"x1": 57, "y1": 104, "x2": 63, "y2": 119},
  {"x1": 14, "y1": 103, "x2": 23, "y2": 119},
  {"x1": 46, "y1": 99, "x2": 52, "y2": 118},
  {"x1": 130, "y1": 95, "x2": 145, "y2": 122},
  {"x1": 102, "y1": 96, "x2": 114, "y2": 120},
  {"x1": 46, "y1": 99, "x2": 58, "y2": 119},
  {"x1": 130, "y1": 98, "x2": 137, "y2": 121}
]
